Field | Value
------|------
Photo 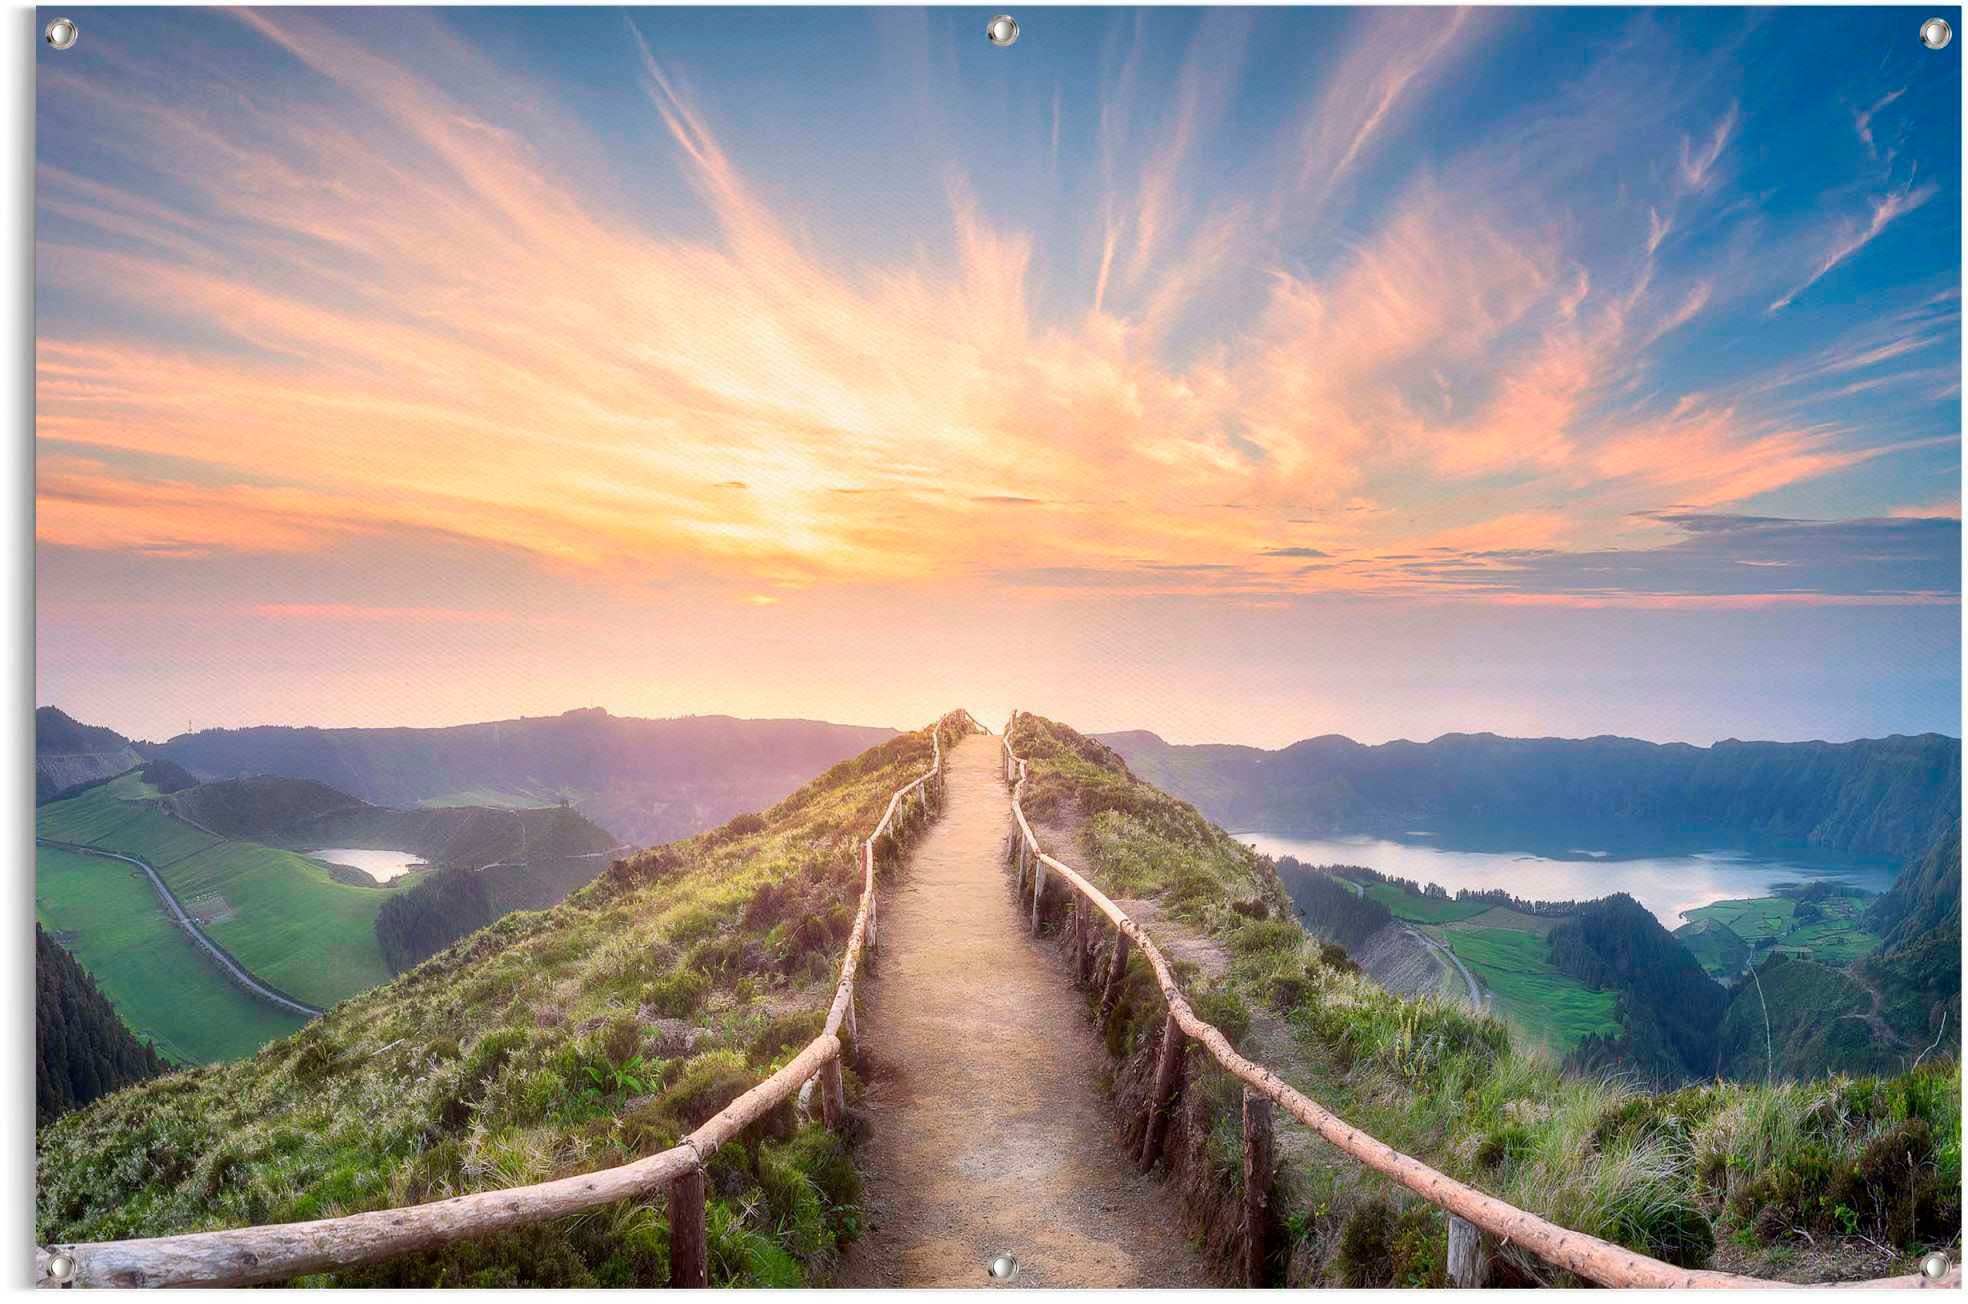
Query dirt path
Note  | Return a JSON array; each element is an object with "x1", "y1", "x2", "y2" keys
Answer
[
  {"x1": 1407, "y1": 925, "x2": 1486, "y2": 1010},
  {"x1": 832, "y1": 734, "x2": 1212, "y2": 1288}
]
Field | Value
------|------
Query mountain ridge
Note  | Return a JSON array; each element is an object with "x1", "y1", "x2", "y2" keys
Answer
[
  {"x1": 1100, "y1": 727, "x2": 1960, "y2": 859},
  {"x1": 38, "y1": 705, "x2": 899, "y2": 847}
]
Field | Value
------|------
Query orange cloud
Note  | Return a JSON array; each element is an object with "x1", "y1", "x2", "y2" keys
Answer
[{"x1": 33, "y1": 8, "x2": 1949, "y2": 614}]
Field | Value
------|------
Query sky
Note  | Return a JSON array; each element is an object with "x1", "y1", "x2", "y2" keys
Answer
[{"x1": 33, "y1": 6, "x2": 1964, "y2": 747}]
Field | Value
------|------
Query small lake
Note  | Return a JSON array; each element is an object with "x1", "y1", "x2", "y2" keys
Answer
[
  {"x1": 307, "y1": 848, "x2": 425, "y2": 884},
  {"x1": 1237, "y1": 832, "x2": 1900, "y2": 929}
]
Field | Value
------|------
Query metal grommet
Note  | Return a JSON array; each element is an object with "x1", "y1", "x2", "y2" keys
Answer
[
  {"x1": 1922, "y1": 1252, "x2": 1951, "y2": 1281},
  {"x1": 985, "y1": 14, "x2": 1018, "y2": 47},
  {"x1": 1921, "y1": 16, "x2": 1952, "y2": 48},
  {"x1": 43, "y1": 16, "x2": 78, "y2": 49},
  {"x1": 45, "y1": 1251, "x2": 77, "y2": 1284},
  {"x1": 987, "y1": 1252, "x2": 1018, "y2": 1280}
]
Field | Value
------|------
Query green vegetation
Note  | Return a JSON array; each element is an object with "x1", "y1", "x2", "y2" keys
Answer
[
  {"x1": 1440, "y1": 924, "x2": 1618, "y2": 1052},
  {"x1": 1550, "y1": 895, "x2": 1728, "y2": 1082},
  {"x1": 160, "y1": 841, "x2": 411, "y2": 1007},
  {"x1": 1361, "y1": 880, "x2": 1488, "y2": 924},
  {"x1": 37, "y1": 714, "x2": 974, "y2": 1287},
  {"x1": 1675, "y1": 917, "x2": 1752, "y2": 981},
  {"x1": 37, "y1": 924, "x2": 167, "y2": 1125},
  {"x1": 1014, "y1": 713, "x2": 1960, "y2": 1285},
  {"x1": 1272, "y1": 858, "x2": 1390, "y2": 949},
  {"x1": 39, "y1": 783, "x2": 223, "y2": 865},
  {"x1": 38, "y1": 782, "x2": 416, "y2": 1010},
  {"x1": 375, "y1": 865, "x2": 496, "y2": 974},
  {"x1": 34, "y1": 845, "x2": 306, "y2": 1064},
  {"x1": 1679, "y1": 891, "x2": 1881, "y2": 973}
]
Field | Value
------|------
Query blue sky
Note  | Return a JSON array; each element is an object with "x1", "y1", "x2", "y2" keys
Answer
[{"x1": 33, "y1": 7, "x2": 1964, "y2": 745}]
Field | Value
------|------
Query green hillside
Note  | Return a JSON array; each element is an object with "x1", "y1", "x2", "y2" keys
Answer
[
  {"x1": 1014, "y1": 714, "x2": 1959, "y2": 1285},
  {"x1": 34, "y1": 845, "x2": 307, "y2": 1064},
  {"x1": 1439, "y1": 917, "x2": 1619, "y2": 1052},
  {"x1": 37, "y1": 924, "x2": 168, "y2": 1124},
  {"x1": 37, "y1": 780, "x2": 415, "y2": 1012},
  {"x1": 37, "y1": 715, "x2": 972, "y2": 1287}
]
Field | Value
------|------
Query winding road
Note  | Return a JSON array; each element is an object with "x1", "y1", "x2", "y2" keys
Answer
[
  {"x1": 1405, "y1": 924, "x2": 1486, "y2": 1011},
  {"x1": 38, "y1": 837, "x2": 323, "y2": 1019}
]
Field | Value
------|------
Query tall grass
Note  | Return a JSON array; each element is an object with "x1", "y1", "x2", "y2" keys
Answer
[
  {"x1": 1013, "y1": 712, "x2": 1961, "y2": 1284},
  {"x1": 36, "y1": 713, "x2": 976, "y2": 1286}
]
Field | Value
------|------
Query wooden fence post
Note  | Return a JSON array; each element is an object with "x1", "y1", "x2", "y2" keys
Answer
[
  {"x1": 1078, "y1": 914, "x2": 1097, "y2": 985},
  {"x1": 1447, "y1": 1215, "x2": 1494, "y2": 1288},
  {"x1": 1100, "y1": 931, "x2": 1131, "y2": 1019},
  {"x1": 1031, "y1": 860, "x2": 1045, "y2": 933},
  {"x1": 1138, "y1": 1010, "x2": 1187, "y2": 1170},
  {"x1": 669, "y1": 1167, "x2": 707, "y2": 1288},
  {"x1": 820, "y1": 1056, "x2": 846, "y2": 1130},
  {"x1": 1241, "y1": 1089, "x2": 1276, "y2": 1287}
]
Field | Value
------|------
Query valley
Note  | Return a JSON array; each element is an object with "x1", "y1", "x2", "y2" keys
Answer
[
  {"x1": 34, "y1": 713, "x2": 1961, "y2": 1287},
  {"x1": 33, "y1": 705, "x2": 900, "y2": 1071}
]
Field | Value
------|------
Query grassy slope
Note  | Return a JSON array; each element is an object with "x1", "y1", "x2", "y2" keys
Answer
[
  {"x1": 161, "y1": 842, "x2": 408, "y2": 1006},
  {"x1": 38, "y1": 715, "x2": 972, "y2": 1287},
  {"x1": 1362, "y1": 878, "x2": 1620, "y2": 1054},
  {"x1": 1013, "y1": 714, "x2": 1959, "y2": 1286},
  {"x1": 37, "y1": 783, "x2": 412, "y2": 1009},
  {"x1": 1676, "y1": 917, "x2": 1753, "y2": 980},
  {"x1": 1439, "y1": 921, "x2": 1619, "y2": 1051},
  {"x1": 34, "y1": 846, "x2": 307, "y2": 1064},
  {"x1": 1683, "y1": 895, "x2": 1880, "y2": 977},
  {"x1": 1361, "y1": 880, "x2": 1488, "y2": 923}
]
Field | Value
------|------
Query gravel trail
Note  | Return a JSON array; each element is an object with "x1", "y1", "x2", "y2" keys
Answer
[{"x1": 832, "y1": 733, "x2": 1210, "y2": 1288}]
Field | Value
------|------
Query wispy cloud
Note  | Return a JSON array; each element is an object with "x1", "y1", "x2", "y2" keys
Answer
[
  {"x1": 32, "y1": 6, "x2": 1960, "y2": 616},
  {"x1": 1769, "y1": 179, "x2": 1938, "y2": 313}
]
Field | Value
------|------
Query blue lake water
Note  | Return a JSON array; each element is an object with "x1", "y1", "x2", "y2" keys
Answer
[{"x1": 1237, "y1": 831, "x2": 1900, "y2": 929}]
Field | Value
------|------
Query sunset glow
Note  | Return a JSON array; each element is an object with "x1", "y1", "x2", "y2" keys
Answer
[{"x1": 36, "y1": 7, "x2": 1961, "y2": 745}]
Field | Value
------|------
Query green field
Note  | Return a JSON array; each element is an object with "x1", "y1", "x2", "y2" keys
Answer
[
  {"x1": 157, "y1": 841, "x2": 411, "y2": 1006},
  {"x1": 1438, "y1": 921, "x2": 1619, "y2": 1053},
  {"x1": 1674, "y1": 916, "x2": 1752, "y2": 980},
  {"x1": 1681, "y1": 893, "x2": 1880, "y2": 976},
  {"x1": 38, "y1": 784, "x2": 415, "y2": 1012},
  {"x1": 35, "y1": 845, "x2": 306, "y2": 1064},
  {"x1": 1364, "y1": 880, "x2": 1490, "y2": 923},
  {"x1": 38, "y1": 785, "x2": 222, "y2": 866}
]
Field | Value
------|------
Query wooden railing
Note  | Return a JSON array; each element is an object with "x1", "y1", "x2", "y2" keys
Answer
[
  {"x1": 33, "y1": 714, "x2": 969, "y2": 1290},
  {"x1": 999, "y1": 711, "x2": 1958, "y2": 1291}
]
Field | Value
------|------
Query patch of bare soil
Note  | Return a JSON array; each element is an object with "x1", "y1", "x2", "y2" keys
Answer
[
  {"x1": 830, "y1": 735, "x2": 1212, "y2": 1288},
  {"x1": 1352, "y1": 920, "x2": 1457, "y2": 1002}
]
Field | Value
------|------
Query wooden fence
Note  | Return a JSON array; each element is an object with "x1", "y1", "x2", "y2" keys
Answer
[
  {"x1": 998, "y1": 710, "x2": 1959, "y2": 1291},
  {"x1": 33, "y1": 714, "x2": 970, "y2": 1290}
]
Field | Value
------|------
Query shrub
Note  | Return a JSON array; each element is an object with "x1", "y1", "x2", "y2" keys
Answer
[
  {"x1": 662, "y1": 1051, "x2": 760, "y2": 1129},
  {"x1": 1193, "y1": 988, "x2": 1252, "y2": 1051},
  {"x1": 643, "y1": 968, "x2": 710, "y2": 1018}
]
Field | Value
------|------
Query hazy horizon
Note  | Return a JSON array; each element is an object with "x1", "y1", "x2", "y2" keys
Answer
[
  {"x1": 38, "y1": 682, "x2": 1965, "y2": 754},
  {"x1": 36, "y1": 7, "x2": 1961, "y2": 753}
]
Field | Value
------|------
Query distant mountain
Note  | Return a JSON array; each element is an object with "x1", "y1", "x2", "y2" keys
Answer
[
  {"x1": 34, "y1": 708, "x2": 142, "y2": 803},
  {"x1": 166, "y1": 775, "x2": 619, "y2": 870},
  {"x1": 36, "y1": 925, "x2": 166, "y2": 1125},
  {"x1": 127, "y1": 707, "x2": 896, "y2": 846},
  {"x1": 1867, "y1": 824, "x2": 1962, "y2": 950},
  {"x1": 1100, "y1": 729, "x2": 1960, "y2": 860}
]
